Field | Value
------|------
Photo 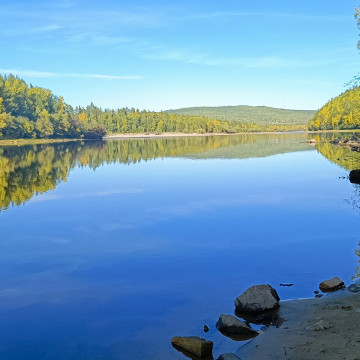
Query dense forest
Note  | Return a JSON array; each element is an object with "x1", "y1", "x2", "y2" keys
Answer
[
  {"x1": 167, "y1": 105, "x2": 315, "y2": 125},
  {"x1": 308, "y1": 87, "x2": 360, "y2": 131},
  {"x1": 0, "y1": 74, "x2": 307, "y2": 140}
]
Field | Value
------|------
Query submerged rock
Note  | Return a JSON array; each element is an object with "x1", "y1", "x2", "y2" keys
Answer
[
  {"x1": 217, "y1": 353, "x2": 241, "y2": 360},
  {"x1": 203, "y1": 324, "x2": 209, "y2": 332},
  {"x1": 216, "y1": 314, "x2": 258, "y2": 337},
  {"x1": 319, "y1": 277, "x2": 345, "y2": 292},
  {"x1": 171, "y1": 336, "x2": 213, "y2": 358},
  {"x1": 348, "y1": 283, "x2": 360, "y2": 293},
  {"x1": 234, "y1": 284, "x2": 280, "y2": 313},
  {"x1": 235, "y1": 309, "x2": 283, "y2": 327}
]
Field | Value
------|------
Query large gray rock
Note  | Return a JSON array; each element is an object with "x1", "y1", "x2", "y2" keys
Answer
[
  {"x1": 216, "y1": 314, "x2": 258, "y2": 336},
  {"x1": 217, "y1": 354, "x2": 241, "y2": 360},
  {"x1": 171, "y1": 336, "x2": 213, "y2": 358},
  {"x1": 319, "y1": 277, "x2": 345, "y2": 292},
  {"x1": 234, "y1": 284, "x2": 280, "y2": 313}
]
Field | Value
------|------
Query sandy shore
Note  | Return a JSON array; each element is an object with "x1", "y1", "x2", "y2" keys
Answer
[
  {"x1": 0, "y1": 138, "x2": 81, "y2": 146},
  {"x1": 236, "y1": 288, "x2": 360, "y2": 360},
  {"x1": 104, "y1": 129, "x2": 360, "y2": 140},
  {"x1": 103, "y1": 131, "x2": 306, "y2": 139}
]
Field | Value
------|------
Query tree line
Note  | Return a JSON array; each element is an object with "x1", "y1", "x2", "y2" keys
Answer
[{"x1": 0, "y1": 74, "x2": 306, "y2": 140}]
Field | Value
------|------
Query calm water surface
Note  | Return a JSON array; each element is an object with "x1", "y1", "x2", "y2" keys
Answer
[{"x1": 1, "y1": 133, "x2": 360, "y2": 359}]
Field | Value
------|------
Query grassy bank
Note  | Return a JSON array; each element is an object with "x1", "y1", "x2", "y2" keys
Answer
[{"x1": 0, "y1": 138, "x2": 82, "y2": 146}]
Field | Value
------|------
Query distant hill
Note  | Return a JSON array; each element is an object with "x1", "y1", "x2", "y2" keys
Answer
[
  {"x1": 166, "y1": 105, "x2": 316, "y2": 125},
  {"x1": 308, "y1": 87, "x2": 360, "y2": 131}
]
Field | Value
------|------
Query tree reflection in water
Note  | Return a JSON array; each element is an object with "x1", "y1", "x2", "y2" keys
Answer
[{"x1": 0, "y1": 133, "x2": 311, "y2": 211}]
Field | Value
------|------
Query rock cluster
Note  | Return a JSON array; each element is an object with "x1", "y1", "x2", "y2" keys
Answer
[
  {"x1": 172, "y1": 274, "x2": 355, "y2": 358},
  {"x1": 330, "y1": 138, "x2": 360, "y2": 151},
  {"x1": 172, "y1": 283, "x2": 280, "y2": 358}
]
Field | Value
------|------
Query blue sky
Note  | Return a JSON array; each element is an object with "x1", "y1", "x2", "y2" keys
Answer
[{"x1": 0, "y1": 0, "x2": 359, "y2": 111}]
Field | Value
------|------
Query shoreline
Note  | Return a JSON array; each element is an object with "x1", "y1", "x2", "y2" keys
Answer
[
  {"x1": 1, "y1": 129, "x2": 360, "y2": 146},
  {"x1": 236, "y1": 288, "x2": 360, "y2": 359},
  {"x1": 104, "y1": 129, "x2": 360, "y2": 140},
  {"x1": 0, "y1": 138, "x2": 83, "y2": 146},
  {"x1": 103, "y1": 131, "x2": 306, "y2": 139}
]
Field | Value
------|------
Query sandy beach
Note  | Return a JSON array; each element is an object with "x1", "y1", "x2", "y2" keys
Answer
[
  {"x1": 103, "y1": 132, "x2": 242, "y2": 139},
  {"x1": 103, "y1": 129, "x2": 360, "y2": 140},
  {"x1": 236, "y1": 288, "x2": 360, "y2": 360},
  {"x1": 103, "y1": 131, "x2": 306, "y2": 139}
]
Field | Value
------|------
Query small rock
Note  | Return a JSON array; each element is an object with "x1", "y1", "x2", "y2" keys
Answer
[
  {"x1": 279, "y1": 283, "x2": 294, "y2": 287},
  {"x1": 171, "y1": 336, "x2": 213, "y2": 358},
  {"x1": 216, "y1": 314, "x2": 258, "y2": 337},
  {"x1": 319, "y1": 277, "x2": 345, "y2": 292},
  {"x1": 314, "y1": 290, "x2": 319, "y2": 294},
  {"x1": 348, "y1": 283, "x2": 360, "y2": 293},
  {"x1": 307, "y1": 138, "x2": 317, "y2": 144},
  {"x1": 315, "y1": 294, "x2": 323, "y2": 298},
  {"x1": 203, "y1": 324, "x2": 209, "y2": 332},
  {"x1": 217, "y1": 354, "x2": 241, "y2": 360},
  {"x1": 234, "y1": 284, "x2": 280, "y2": 313},
  {"x1": 306, "y1": 320, "x2": 331, "y2": 331}
]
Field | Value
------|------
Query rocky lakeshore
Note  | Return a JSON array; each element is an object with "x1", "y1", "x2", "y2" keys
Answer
[
  {"x1": 172, "y1": 279, "x2": 360, "y2": 360},
  {"x1": 237, "y1": 288, "x2": 360, "y2": 360}
]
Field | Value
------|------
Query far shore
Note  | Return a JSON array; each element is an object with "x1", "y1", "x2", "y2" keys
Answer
[
  {"x1": 1, "y1": 129, "x2": 360, "y2": 146},
  {"x1": 0, "y1": 138, "x2": 83, "y2": 146},
  {"x1": 103, "y1": 131, "x2": 305, "y2": 140},
  {"x1": 236, "y1": 288, "x2": 360, "y2": 360},
  {"x1": 104, "y1": 129, "x2": 360, "y2": 140}
]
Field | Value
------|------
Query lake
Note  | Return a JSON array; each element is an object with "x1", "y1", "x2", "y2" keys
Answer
[{"x1": 1, "y1": 132, "x2": 360, "y2": 359}]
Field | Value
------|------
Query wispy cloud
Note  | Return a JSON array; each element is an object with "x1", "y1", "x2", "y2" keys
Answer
[
  {"x1": 0, "y1": 68, "x2": 141, "y2": 80},
  {"x1": 144, "y1": 49, "x2": 343, "y2": 69},
  {"x1": 0, "y1": 5, "x2": 167, "y2": 30},
  {"x1": 183, "y1": 11, "x2": 350, "y2": 22},
  {"x1": 3, "y1": 24, "x2": 63, "y2": 36}
]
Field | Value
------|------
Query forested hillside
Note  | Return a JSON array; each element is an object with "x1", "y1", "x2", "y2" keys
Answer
[
  {"x1": 167, "y1": 105, "x2": 316, "y2": 125},
  {"x1": 308, "y1": 87, "x2": 360, "y2": 130},
  {"x1": 0, "y1": 74, "x2": 105, "y2": 139},
  {"x1": 0, "y1": 74, "x2": 307, "y2": 140}
]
